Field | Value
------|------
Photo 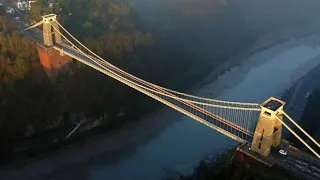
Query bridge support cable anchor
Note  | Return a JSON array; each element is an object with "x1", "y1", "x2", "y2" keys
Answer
[{"x1": 275, "y1": 116, "x2": 320, "y2": 159}]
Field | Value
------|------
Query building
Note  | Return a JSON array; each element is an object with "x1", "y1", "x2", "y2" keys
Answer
[
  {"x1": 17, "y1": 0, "x2": 34, "y2": 11},
  {"x1": 6, "y1": 6, "x2": 14, "y2": 14},
  {"x1": 17, "y1": 1, "x2": 25, "y2": 10}
]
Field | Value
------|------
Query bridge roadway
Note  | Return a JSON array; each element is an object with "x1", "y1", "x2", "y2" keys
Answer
[
  {"x1": 271, "y1": 145, "x2": 320, "y2": 180},
  {"x1": 22, "y1": 29, "x2": 254, "y2": 143}
]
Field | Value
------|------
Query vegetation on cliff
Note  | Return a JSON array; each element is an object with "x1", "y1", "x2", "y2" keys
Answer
[{"x1": 0, "y1": 17, "x2": 37, "y2": 84}]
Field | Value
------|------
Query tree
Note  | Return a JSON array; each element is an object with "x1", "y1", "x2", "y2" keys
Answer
[
  {"x1": 0, "y1": 5, "x2": 5, "y2": 16},
  {"x1": 30, "y1": 0, "x2": 46, "y2": 21}
]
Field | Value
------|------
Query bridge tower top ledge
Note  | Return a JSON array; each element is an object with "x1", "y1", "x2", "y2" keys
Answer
[
  {"x1": 42, "y1": 14, "x2": 57, "y2": 23},
  {"x1": 260, "y1": 97, "x2": 286, "y2": 115},
  {"x1": 41, "y1": 14, "x2": 61, "y2": 46}
]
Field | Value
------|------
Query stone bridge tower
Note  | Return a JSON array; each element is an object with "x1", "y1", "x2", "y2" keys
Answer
[
  {"x1": 37, "y1": 14, "x2": 72, "y2": 77},
  {"x1": 251, "y1": 97, "x2": 286, "y2": 157},
  {"x1": 42, "y1": 14, "x2": 61, "y2": 46}
]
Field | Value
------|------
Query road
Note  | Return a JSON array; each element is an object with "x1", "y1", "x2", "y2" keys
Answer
[{"x1": 270, "y1": 142, "x2": 320, "y2": 180}]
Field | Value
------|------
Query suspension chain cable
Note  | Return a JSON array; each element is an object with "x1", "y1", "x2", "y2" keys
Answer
[
  {"x1": 49, "y1": 22, "x2": 256, "y2": 136},
  {"x1": 53, "y1": 21, "x2": 259, "y2": 106},
  {"x1": 58, "y1": 37, "x2": 261, "y2": 111},
  {"x1": 49, "y1": 21, "x2": 260, "y2": 111},
  {"x1": 56, "y1": 36, "x2": 254, "y2": 136}
]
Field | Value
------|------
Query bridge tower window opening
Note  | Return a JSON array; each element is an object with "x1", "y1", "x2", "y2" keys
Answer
[
  {"x1": 273, "y1": 127, "x2": 278, "y2": 134},
  {"x1": 264, "y1": 111, "x2": 271, "y2": 116},
  {"x1": 260, "y1": 129, "x2": 264, "y2": 141}
]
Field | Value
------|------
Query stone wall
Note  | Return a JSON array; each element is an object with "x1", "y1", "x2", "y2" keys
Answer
[{"x1": 36, "y1": 44, "x2": 72, "y2": 77}]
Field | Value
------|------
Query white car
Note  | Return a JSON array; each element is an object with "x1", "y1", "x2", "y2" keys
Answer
[
  {"x1": 15, "y1": 17, "x2": 20, "y2": 22},
  {"x1": 279, "y1": 149, "x2": 287, "y2": 156}
]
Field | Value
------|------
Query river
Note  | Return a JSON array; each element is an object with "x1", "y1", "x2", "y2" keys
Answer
[{"x1": 2, "y1": 0, "x2": 320, "y2": 180}]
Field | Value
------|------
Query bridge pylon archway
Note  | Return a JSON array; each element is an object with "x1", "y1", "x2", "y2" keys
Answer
[
  {"x1": 42, "y1": 14, "x2": 61, "y2": 46},
  {"x1": 251, "y1": 97, "x2": 286, "y2": 157}
]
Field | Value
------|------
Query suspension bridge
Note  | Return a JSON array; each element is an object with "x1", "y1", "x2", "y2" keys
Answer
[{"x1": 22, "y1": 14, "x2": 320, "y2": 179}]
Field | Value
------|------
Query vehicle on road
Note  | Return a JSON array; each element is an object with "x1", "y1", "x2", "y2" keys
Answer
[
  {"x1": 15, "y1": 16, "x2": 20, "y2": 22},
  {"x1": 279, "y1": 149, "x2": 287, "y2": 156}
]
